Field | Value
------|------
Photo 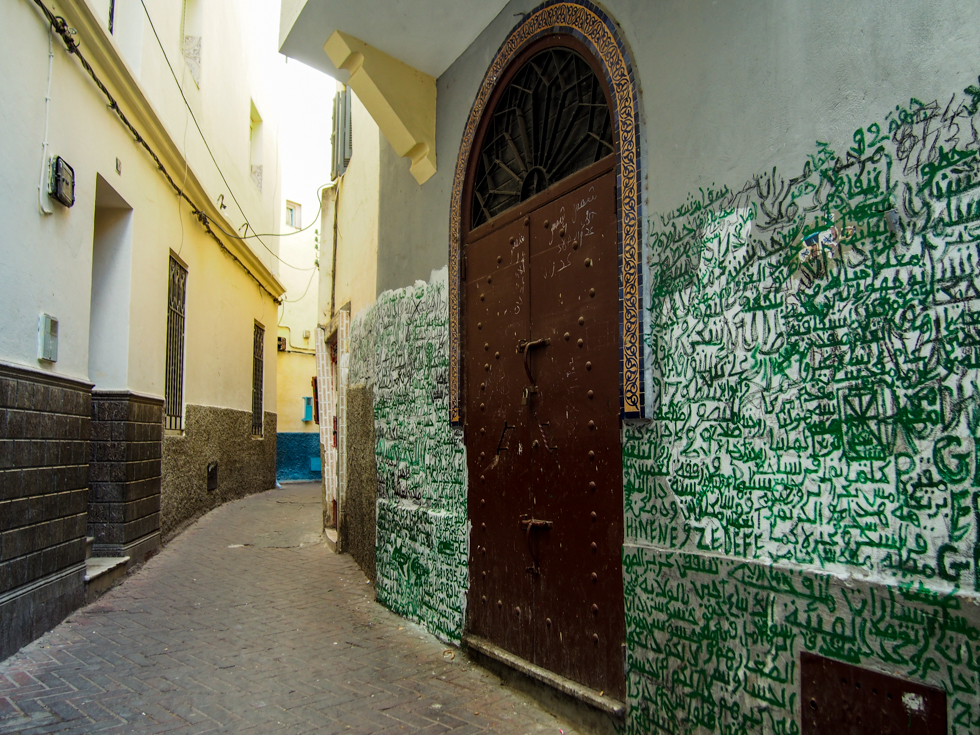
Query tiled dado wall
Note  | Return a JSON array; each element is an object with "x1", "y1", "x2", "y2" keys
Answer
[
  {"x1": 0, "y1": 363, "x2": 91, "y2": 661},
  {"x1": 88, "y1": 392, "x2": 163, "y2": 562}
]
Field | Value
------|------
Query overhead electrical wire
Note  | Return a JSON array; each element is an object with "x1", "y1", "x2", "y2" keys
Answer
[
  {"x1": 28, "y1": 0, "x2": 283, "y2": 302},
  {"x1": 137, "y1": 0, "x2": 318, "y2": 272}
]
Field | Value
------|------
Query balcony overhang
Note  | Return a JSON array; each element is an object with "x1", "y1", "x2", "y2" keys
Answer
[{"x1": 279, "y1": 0, "x2": 509, "y2": 184}]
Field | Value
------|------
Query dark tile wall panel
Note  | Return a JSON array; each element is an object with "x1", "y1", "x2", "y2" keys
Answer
[
  {"x1": 88, "y1": 392, "x2": 163, "y2": 559},
  {"x1": 0, "y1": 362, "x2": 91, "y2": 661}
]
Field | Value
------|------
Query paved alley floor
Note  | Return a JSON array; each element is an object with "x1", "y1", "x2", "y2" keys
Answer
[{"x1": 0, "y1": 483, "x2": 576, "y2": 734}]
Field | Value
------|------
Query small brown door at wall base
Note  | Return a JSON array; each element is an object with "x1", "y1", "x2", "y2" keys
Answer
[{"x1": 465, "y1": 161, "x2": 625, "y2": 701}]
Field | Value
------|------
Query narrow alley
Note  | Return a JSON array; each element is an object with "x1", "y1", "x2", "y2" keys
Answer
[{"x1": 0, "y1": 484, "x2": 575, "y2": 734}]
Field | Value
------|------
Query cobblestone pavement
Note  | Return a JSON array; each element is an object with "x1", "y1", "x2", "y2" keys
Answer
[{"x1": 0, "y1": 483, "x2": 576, "y2": 734}]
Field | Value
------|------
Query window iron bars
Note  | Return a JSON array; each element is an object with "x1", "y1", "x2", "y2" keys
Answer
[
  {"x1": 470, "y1": 48, "x2": 613, "y2": 229},
  {"x1": 165, "y1": 256, "x2": 188, "y2": 431},
  {"x1": 252, "y1": 324, "x2": 264, "y2": 436}
]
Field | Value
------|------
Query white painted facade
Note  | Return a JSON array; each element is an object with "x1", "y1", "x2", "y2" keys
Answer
[{"x1": 1, "y1": 0, "x2": 285, "y2": 411}]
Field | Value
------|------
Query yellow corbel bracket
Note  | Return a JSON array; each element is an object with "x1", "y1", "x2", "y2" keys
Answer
[{"x1": 324, "y1": 30, "x2": 437, "y2": 185}]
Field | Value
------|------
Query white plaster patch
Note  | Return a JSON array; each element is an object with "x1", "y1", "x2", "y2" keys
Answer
[{"x1": 902, "y1": 691, "x2": 924, "y2": 713}]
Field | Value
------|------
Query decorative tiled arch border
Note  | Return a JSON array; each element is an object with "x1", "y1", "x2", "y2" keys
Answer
[{"x1": 449, "y1": 0, "x2": 642, "y2": 425}]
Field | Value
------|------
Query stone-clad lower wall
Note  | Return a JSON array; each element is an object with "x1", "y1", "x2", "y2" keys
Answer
[
  {"x1": 343, "y1": 385, "x2": 377, "y2": 581},
  {"x1": 88, "y1": 392, "x2": 163, "y2": 562},
  {"x1": 0, "y1": 363, "x2": 89, "y2": 661},
  {"x1": 161, "y1": 405, "x2": 276, "y2": 537}
]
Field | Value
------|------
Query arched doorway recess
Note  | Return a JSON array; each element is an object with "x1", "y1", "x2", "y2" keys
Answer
[{"x1": 449, "y1": 2, "x2": 640, "y2": 701}]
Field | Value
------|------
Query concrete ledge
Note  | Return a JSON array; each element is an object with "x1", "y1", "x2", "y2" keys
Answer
[
  {"x1": 84, "y1": 556, "x2": 130, "y2": 603},
  {"x1": 463, "y1": 634, "x2": 625, "y2": 734}
]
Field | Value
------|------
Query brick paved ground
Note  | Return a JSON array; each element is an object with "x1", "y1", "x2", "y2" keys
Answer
[{"x1": 0, "y1": 483, "x2": 576, "y2": 734}]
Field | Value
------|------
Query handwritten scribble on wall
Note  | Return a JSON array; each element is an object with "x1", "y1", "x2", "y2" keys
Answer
[
  {"x1": 624, "y1": 78, "x2": 980, "y2": 733},
  {"x1": 367, "y1": 268, "x2": 468, "y2": 643}
]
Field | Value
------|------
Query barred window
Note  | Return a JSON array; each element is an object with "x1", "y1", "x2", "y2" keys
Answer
[
  {"x1": 165, "y1": 256, "x2": 188, "y2": 431},
  {"x1": 252, "y1": 323, "x2": 264, "y2": 436}
]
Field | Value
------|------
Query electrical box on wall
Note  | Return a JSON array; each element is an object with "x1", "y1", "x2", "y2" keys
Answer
[
  {"x1": 38, "y1": 313, "x2": 58, "y2": 362},
  {"x1": 49, "y1": 156, "x2": 75, "y2": 207},
  {"x1": 277, "y1": 336, "x2": 287, "y2": 352}
]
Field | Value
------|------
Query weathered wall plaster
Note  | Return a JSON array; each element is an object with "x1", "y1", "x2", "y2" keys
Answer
[
  {"x1": 368, "y1": 268, "x2": 468, "y2": 642},
  {"x1": 624, "y1": 77, "x2": 980, "y2": 734}
]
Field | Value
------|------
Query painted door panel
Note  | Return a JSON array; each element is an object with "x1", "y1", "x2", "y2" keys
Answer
[
  {"x1": 465, "y1": 170, "x2": 624, "y2": 700},
  {"x1": 465, "y1": 219, "x2": 533, "y2": 661},
  {"x1": 527, "y1": 171, "x2": 625, "y2": 699}
]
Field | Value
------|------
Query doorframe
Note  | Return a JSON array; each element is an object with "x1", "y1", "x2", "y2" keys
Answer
[{"x1": 448, "y1": 0, "x2": 642, "y2": 427}]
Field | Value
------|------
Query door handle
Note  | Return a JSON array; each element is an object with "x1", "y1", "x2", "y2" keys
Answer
[
  {"x1": 516, "y1": 338, "x2": 550, "y2": 403},
  {"x1": 519, "y1": 515, "x2": 552, "y2": 576},
  {"x1": 519, "y1": 516, "x2": 553, "y2": 534}
]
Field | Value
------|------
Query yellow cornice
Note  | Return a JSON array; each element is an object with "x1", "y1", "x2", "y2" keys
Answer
[
  {"x1": 56, "y1": 0, "x2": 287, "y2": 299},
  {"x1": 324, "y1": 31, "x2": 437, "y2": 185}
]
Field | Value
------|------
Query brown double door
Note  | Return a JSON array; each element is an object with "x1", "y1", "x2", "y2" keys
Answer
[{"x1": 465, "y1": 162, "x2": 625, "y2": 700}]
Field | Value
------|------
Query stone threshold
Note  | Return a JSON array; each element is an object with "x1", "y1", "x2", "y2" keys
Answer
[
  {"x1": 84, "y1": 556, "x2": 130, "y2": 603},
  {"x1": 462, "y1": 634, "x2": 626, "y2": 718}
]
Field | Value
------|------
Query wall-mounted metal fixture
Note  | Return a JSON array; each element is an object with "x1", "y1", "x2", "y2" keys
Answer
[
  {"x1": 49, "y1": 156, "x2": 75, "y2": 207},
  {"x1": 38, "y1": 313, "x2": 58, "y2": 362},
  {"x1": 277, "y1": 336, "x2": 287, "y2": 352},
  {"x1": 115, "y1": 157, "x2": 122, "y2": 175}
]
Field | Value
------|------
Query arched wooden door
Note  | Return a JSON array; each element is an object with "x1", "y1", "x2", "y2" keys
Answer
[{"x1": 462, "y1": 39, "x2": 626, "y2": 701}]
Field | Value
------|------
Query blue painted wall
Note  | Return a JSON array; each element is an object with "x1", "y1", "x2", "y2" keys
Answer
[{"x1": 276, "y1": 432, "x2": 322, "y2": 481}]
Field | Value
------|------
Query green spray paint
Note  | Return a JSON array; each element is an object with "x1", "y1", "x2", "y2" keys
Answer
[
  {"x1": 367, "y1": 270, "x2": 468, "y2": 642},
  {"x1": 625, "y1": 78, "x2": 980, "y2": 733}
]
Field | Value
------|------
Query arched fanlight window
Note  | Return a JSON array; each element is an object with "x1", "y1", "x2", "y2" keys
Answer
[{"x1": 470, "y1": 46, "x2": 614, "y2": 229}]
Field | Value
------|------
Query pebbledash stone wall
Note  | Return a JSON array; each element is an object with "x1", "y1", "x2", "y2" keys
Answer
[
  {"x1": 161, "y1": 405, "x2": 276, "y2": 538},
  {"x1": 88, "y1": 392, "x2": 163, "y2": 563},
  {"x1": 342, "y1": 384, "x2": 377, "y2": 581},
  {"x1": 0, "y1": 363, "x2": 89, "y2": 660}
]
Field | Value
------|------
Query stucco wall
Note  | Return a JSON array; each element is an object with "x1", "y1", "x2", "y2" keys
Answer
[
  {"x1": 368, "y1": 269, "x2": 468, "y2": 643},
  {"x1": 275, "y1": 350, "x2": 317, "y2": 434},
  {"x1": 366, "y1": 0, "x2": 980, "y2": 730},
  {"x1": 332, "y1": 94, "x2": 382, "y2": 317},
  {"x1": 623, "y1": 73, "x2": 980, "y2": 733},
  {"x1": 1, "y1": 0, "x2": 281, "y2": 408}
]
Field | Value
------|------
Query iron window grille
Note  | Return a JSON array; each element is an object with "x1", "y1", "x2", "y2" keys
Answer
[
  {"x1": 252, "y1": 323, "x2": 264, "y2": 436},
  {"x1": 471, "y1": 47, "x2": 614, "y2": 228},
  {"x1": 165, "y1": 256, "x2": 188, "y2": 431}
]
